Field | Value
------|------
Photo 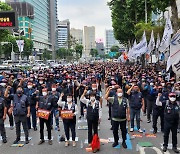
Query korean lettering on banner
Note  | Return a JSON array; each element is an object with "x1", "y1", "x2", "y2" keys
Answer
[
  {"x1": 37, "y1": 109, "x2": 51, "y2": 120},
  {"x1": 61, "y1": 110, "x2": 74, "y2": 119}
]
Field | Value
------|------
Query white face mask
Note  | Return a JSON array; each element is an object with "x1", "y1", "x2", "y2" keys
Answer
[
  {"x1": 117, "y1": 93, "x2": 123, "y2": 97},
  {"x1": 52, "y1": 88, "x2": 56, "y2": 92},
  {"x1": 150, "y1": 83, "x2": 154, "y2": 86},
  {"x1": 39, "y1": 81, "x2": 43, "y2": 84},
  {"x1": 92, "y1": 87, "x2": 96, "y2": 91},
  {"x1": 112, "y1": 86, "x2": 115, "y2": 89},
  {"x1": 90, "y1": 97, "x2": 96, "y2": 102},
  {"x1": 27, "y1": 85, "x2": 32, "y2": 89},
  {"x1": 67, "y1": 98, "x2": 72, "y2": 102},
  {"x1": 42, "y1": 92, "x2": 47, "y2": 96},
  {"x1": 169, "y1": 97, "x2": 176, "y2": 102},
  {"x1": 0, "y1": 83, "x2": 6, "y2": 87},
  {"x1": 161, "y1": 83, "x2": 165, "y2": 86},
  {"x1": 67, "y1": 80, "x2": 70, "y2": 83}
]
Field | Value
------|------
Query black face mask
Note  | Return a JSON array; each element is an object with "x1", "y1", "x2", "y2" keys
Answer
[{"x1": 17, "y1": 90, "x2": 23, "y2": 96}]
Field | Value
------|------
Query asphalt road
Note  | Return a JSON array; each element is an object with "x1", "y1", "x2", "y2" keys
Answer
[{"x1": 0, "y1": 89, "x2": 179, "y2": 154}]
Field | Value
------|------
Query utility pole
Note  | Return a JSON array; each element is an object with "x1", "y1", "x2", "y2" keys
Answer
[{"x1": 145, "y1": 0, "x2": 148, "y2": 24}]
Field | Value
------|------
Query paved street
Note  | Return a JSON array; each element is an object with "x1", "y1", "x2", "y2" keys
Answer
[{"x1": 0, "y1": 89, "x2": 179, "y2": 154}]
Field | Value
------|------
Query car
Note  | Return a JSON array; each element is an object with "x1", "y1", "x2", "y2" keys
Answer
[{"x1": 32, "y1": 63, "x2": 49, "y2": 71}]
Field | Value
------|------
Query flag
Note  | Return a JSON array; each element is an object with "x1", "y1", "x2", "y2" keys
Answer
[
  {"x1": 16, "y1": 40, "x2": 24, "y2": 52},
  {"x1": 159, "y1": 18, "x2": 173, "y2": 53},
  {"x1": 147, "y1": 30, "x2": 155, "y2": 54},
  {"x1": 166, "y1": 29, "x2": 180, "y2": 74},
  {"x1": 156, "y1": 33, "x2": 160, "y2": 49},
  {"x1": 133, "y1": 31, "x2": 147, "y2": 56},
  {"x1": 128, "y1": 40, "x2": 137, "y2": 60}
]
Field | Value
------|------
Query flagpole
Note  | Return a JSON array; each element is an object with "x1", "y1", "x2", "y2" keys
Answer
[{"x1": 145, "y1": 0, "x2": 147, "y2": 24}]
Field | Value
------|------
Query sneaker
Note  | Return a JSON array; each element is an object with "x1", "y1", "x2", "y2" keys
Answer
[
  {"x1": 173, "y1": 147, "x2": 180, "y2": 153},
  {"x1": 163, "y1": 146, "x2": 167, "y2": 152},
  {"x1": 108, "y1": 117, "x2": 111, "y2": 120},
  {"x1": 2, "y1": 138, "x2": 7, "y2": 143},
  {"x1": 25, "y1": 140, "x2": 29, "y2": 144},
  {"x1": 110, "y1": 126, "x2": 113, "y2": 130},
  {"x1": 13, "y1": 138, "x2": 20, "y2": 144},
  {"x1": 38, "y1": 140, "x2": 45, "y2": 145},
  {"x1": 10, "y1": 126, "x2": 14, "y2": 130},
  {"x1": 147, "y1": 120, "x2": 151, "y2": 123},
  {"x1": 130, "y1": 128, "x2": 134, "y2": 132},
  {"x1": 79, "y1": 116, "x2": 82, "y2": 119},
  {"x1": 57, "y1": 127, "x2": 60, "y2": 131},
  {"x1": 138, "y1": 129, "x2": 143, "y2": 133},
  {"x1": 48, "y1": 140, "x2": 53, "y2": 145},
  {"x1": 112, "y1": 142, "x2": 118, "y2": 147},
  {"x1": 72, "y1": 141, "x2": 76, "y2": 147},
  {"x1": 122, "y1": 142, "x2": 127, "y2": 149},
  {"x1": 34, "y1": 127, "x2": 37, "y2": 131},
  {"x1": 65, "y1": 141, "x2": 69, "y2": 147}
]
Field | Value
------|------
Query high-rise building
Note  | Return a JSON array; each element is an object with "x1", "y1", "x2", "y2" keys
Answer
[
  {"x1": 70, "y1": 28, "x2": 83, "y2": 45},
  {"x1": 7, "y1": 2, "x2": 34, "y2": 39},
  {"x1": 105, "y1": 29, "x2": 119, "y2": 54},
  {"x1": 6, "y1": 0, "x2": 58, "y2": 57},
  {"x1": 57, "y1": 19, "x2": 70, "y2": 49},
  {"x1": 83, "y1": 26, "x2": 95, "y2": 56},
  {"x1": 96, "y1": 39, "x2": 105, "y2": 56}
]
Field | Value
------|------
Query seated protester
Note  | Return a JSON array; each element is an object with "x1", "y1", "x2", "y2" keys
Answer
[
  {"x1": 80, "y1": 90, "x2": 102, "y2": 147},
  {"x1": 36, "y1": 88, "x2": 57, "y2": 145},
  {"x1": 105, "y1": 87, "x2": 130, "y2": 148},
  {"x1": 58, "y1": 93, "x2": 78, "y2": 147}
]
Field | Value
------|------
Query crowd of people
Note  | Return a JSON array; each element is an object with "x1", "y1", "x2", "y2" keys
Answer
[{"x1": 0, "y1": 62, "x2": 179, "y2": 153}]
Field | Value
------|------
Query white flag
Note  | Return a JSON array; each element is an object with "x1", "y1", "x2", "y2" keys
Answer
[
  {"x1": 159, "y1": 18, "x2": 173, "y2": 52},
  {"x1": 128, "y1": 40, "x2": 137, "y2": 60},
  {"x1": 166, "y1": 29, "x2": 180, "y2": 73},
  {"x1": 156, "y1": 33, "x2": 160, "y2": 49},
  {"x1": 16, "y1": 40, "x2": 24, "y2": 52},
  {"x1": 147, "y1": 30, "x2": 155, "y2": 54},
  {"x1": 133, "y1": 31, "x2": 147, "y2": 55}
]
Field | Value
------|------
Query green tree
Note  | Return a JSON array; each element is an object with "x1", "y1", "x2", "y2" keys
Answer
[
  {"x1": 90, "y1": 48, "x2": 98, "y2": 57},
  {"x1": 42, "y1": 48, "x2": 52, "y2": 60},
  {"x1": 110, "y1": 45, "x2": 119, "y2": 52},
  {"x1": 108, "y1": 0, "x2": 152, "y2": 45},
  {"x1": 134, "y1": 22, "x2": 164, "y2": 42},
  {"x1": 75, "y1": 44, "x2": 83, "y2": 57},
  {"x1": 150, "y1": 0, "x2": 179, "y2": 31},
  {"x1": 0, "y1": 2, "x2": 13, "y2": 43}
]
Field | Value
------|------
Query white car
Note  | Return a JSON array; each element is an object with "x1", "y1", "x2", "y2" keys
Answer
[{"x1": 32, "y1": 64, "x2": 49, "y2": 71}]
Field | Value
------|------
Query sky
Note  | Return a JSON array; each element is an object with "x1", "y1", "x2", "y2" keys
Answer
[{"x1": 57, "y1": 0, "x2": 112, "y2": 40}]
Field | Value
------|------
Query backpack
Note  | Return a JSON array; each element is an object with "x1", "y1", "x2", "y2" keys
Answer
[{"x1": 91, "y1": 134, "x2": 100, "y2": 153}]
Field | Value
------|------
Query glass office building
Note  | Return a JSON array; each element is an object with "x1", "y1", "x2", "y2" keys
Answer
[{"x1": 7, "y1": 0, "x2": 58, "y2": 53}]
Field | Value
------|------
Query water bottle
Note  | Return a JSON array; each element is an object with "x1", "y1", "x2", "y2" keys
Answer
[
  {"x1": 143, "y1": 128, "x2": 146, "y2": 135},
  {"x1": 136, "y1": 144, "x2": 139, "y2": 151},
  {"x1": 80, "y1": 140, "x2": 83, "y2": 149}
]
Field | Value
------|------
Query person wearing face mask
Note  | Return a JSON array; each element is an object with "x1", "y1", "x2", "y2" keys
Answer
[
  {"x1": 0, "y1": 79, "x2": 7, "y2": 97},
  {"x1": 127, "y1": 84, "x2": 145, "y2": 133},
  {"x1": 162, "y1": 93, "x2": 179, "y2": 153},
  {"x1": 90, "y1": 83, "x2": 103, "y2": 108},
  {"x1": 50, "y1": 84, "x2": 60, "y2": 131},
  {"x1": 36, "y1": 88, "x2": 57, "y2": 145},
  {"x1": 152, "y1": 85, "x2": 168, "y2": 134},
  {"x1": 5, "y1": 86, "x2": 30, "y2": 144},
  {"x1": 58, "y1": 93, "x2": 78, "y2": 147},
  {"x1": 80, "y1": 90, "x2": 102, "y2": 147},
  {"x1": 146, "y1": 81, "x2": 157, "y2": 123},
  {"x1": 24, "y1": 81, "x2": 38, "y2": 131},
  {"x1": 105, "y1": 88, "x2": 130, "y2": 148}
]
